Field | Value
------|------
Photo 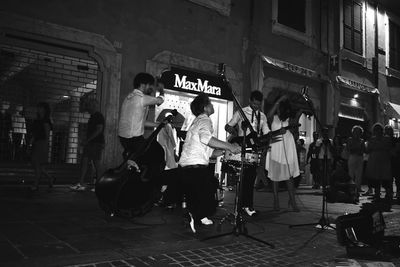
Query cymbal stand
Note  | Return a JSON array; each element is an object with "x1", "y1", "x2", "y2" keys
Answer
[{"x1": 202, "y1": 125, "x2": 275, "y2": 248}]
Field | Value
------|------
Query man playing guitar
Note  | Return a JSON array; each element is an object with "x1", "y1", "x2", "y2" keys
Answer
[{"x1": 225, "y1": 91, "x2": 270, "y2": 216}]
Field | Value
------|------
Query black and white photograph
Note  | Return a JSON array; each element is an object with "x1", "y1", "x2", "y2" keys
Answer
[{"x1": 1, "y1": 0, "x2": 400, "y2": 266}]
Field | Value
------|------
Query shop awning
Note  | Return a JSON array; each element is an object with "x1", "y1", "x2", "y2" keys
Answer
[
  {"x1": 386, "y1": 102, "x2": 400, "y2": 119},
  {"x1": 250, "y1": 55, "x2": 328, "y2": 92},
  {"x1": 336, "y1": 76, "x2": 379, "y2": 94}
]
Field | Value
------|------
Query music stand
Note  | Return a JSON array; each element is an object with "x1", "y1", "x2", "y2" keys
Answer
[
  {"x1": 289, "y1": 88, "x2": 335, "y2": 231},
  {"x1": 202, "y1": 124, "x2": 275, "y2": 248}
]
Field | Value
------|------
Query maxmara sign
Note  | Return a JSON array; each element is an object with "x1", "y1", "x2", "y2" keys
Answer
[
  {"x1": 173, "y1": 74, "x2": 222, "y2": 96},
  {"x1": 160, "y1": 67, "x2": 231, "y2": 100}
]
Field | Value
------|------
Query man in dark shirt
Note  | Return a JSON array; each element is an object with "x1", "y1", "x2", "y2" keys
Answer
[
  {"x1": 70, "y1": 99, "x2": 105, "y2": 191},
  {"x1": 307, "y1": 131, "x2": 321, "y2": 189}
]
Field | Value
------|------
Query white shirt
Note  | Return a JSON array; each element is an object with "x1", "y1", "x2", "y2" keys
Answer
[
  {"x1": 11, "y1": 113, "x2": 26, "y2": 134},
  {"x1": 178, "y1": 114, "x2": 214, "y2": 166},
  {"x1": 316, "y1": 138, "x2": 334, "y2": 160},
  {"x1": 227, "y1": 106, "x2": 269, "y2": 137},
  {"x1": 118, "y1": 89, "x2": 149, "y2": 138}
]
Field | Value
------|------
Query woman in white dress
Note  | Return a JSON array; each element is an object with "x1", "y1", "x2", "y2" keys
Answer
[{"x1": 265, "y1": 95, "x2": 301, "y2": 211}]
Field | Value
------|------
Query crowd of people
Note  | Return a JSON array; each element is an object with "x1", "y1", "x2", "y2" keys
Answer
[{"x1": 306, "y1": 123, "x2": 400, "y2": 207}]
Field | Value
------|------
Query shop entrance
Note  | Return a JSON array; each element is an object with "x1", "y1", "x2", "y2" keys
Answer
[
  {"x1": 0, "y1": 42, "x2": 101, "y2": 182},
  {"x1": 155, "y1": 89, "x2": 233, "y2": 177},
  {"x1": 336, "y1": 116, "x2": 367, "y2": 139}
]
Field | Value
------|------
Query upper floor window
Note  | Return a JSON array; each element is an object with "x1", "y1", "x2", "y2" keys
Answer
[
  {"x1": 277, "y1": 0, "x2": 306, "y2": 33},
  {"x1": 343, "y1": 0, "x2": 363, "y2": 54},
  {"x1": 389, "y1": 20, "x2": 400, "y2": 71},
  {"x1": 272, "y1": 0, "x2": 312, "y2": 45}
]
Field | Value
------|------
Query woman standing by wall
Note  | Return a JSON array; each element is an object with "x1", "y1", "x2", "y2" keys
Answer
[{"x1": 29, "y1": 102, "x2": 54, "y2": 191}]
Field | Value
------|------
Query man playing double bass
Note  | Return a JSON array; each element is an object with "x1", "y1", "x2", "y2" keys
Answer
[
  {"x1": 225, "y1": 90, "x2": 270, "y2": 216},
  {"x1": 118, "y1": 72, "x2": 165, "y2": 159}
]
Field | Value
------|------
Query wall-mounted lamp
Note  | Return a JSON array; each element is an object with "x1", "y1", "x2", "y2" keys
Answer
[{"x1": 353, "y1": 94, "x2": 359, "y2": 98}]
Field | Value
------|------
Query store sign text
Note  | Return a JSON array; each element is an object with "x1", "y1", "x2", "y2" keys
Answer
[
  {"x1": 282, "y1": 62, "x2": 314, "y2": 77},
  {"x1": 174, "y1": 74, "x2": 221, "y2": 96}
]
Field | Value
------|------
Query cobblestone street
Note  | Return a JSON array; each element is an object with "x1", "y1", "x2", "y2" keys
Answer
[{"x1": 1, "y1": 185, "x2": 399, "y2": 267}]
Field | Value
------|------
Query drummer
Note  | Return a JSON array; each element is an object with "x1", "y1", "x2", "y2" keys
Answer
[{"x1": 225, "y1": 91, "x2": 270, "y2": 216}]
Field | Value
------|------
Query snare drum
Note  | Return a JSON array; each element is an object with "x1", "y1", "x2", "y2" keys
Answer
[{"x1": 222, "y1": 151, "x2": 260, "y2": 167}]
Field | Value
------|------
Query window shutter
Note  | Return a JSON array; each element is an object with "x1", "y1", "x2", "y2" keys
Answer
[
  {"x1": 343, "y1": 0, "x2": 363, "y2": 55},
  {"x1": 354, "y1": 32, "x2": 362, "y2": 53},
  {"x1": 344, "y1": 0, "x2": 352, "y2": 26},
  {"x1": 353, "y1": 3, "x2": 362, "y2": 31}
]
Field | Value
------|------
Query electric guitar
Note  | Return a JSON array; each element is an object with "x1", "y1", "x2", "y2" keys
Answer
[{"x1": 229, "y1": 123, "x2": 301, "y2": 149}]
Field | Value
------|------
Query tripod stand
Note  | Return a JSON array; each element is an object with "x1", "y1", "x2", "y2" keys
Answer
[
  {"x1": 289, "y1": 88, "x2": 335, "y2": 231},
  {"x1": 202, "y1": 126, "x2": 275, "y2": 248}
]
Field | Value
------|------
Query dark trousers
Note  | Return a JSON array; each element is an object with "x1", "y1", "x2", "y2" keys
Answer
[
  {"x1": 310, "y1": 159, "x2": 320, "y2": 186},
  {"x1": 241, "y1": 165, "x2": 257, "y2": 208},
  {"x1": 181, "y1": 166, "x2": 216, "y2": 221},
  {"x1": 161, "y1": 168, "x2": 183, "y2": 205},
  {"x1": 371, "y1": 179, "x2": 393, "y2": 199},
  {"x1": 119, "y1": 135, "x2": 145, "y2": 160}
]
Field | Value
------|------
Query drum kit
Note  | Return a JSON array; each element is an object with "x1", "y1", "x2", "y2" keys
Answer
[{"x1": 221, "y1": 149, "x2": 262, "y2": 176}]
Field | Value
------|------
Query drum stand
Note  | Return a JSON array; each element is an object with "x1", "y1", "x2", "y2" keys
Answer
[{"x1": 202, "y1": 130, "x2": 275, "y2": 248}]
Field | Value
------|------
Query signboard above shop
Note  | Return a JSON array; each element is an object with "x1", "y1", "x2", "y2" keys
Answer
[{"x1": 159, "y1": 67, "x2": 232, "y2": 100}]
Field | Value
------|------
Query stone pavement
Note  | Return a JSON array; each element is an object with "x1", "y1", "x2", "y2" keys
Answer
[{"x1": 0, "y1": 184, "x2": 399, "y2": 267}]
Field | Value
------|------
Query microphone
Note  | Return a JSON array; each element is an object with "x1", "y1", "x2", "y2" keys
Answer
[
  {"x1": 301, "y1": 86, "x2": 309, "y2": 101},
  {"x1": 217, "y1": 63, "x2": 226, "y2": 75}
]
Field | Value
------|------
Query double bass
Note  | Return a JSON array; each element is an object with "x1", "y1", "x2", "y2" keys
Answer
[{"x1": 95, "y1": 110, "x2": 178, "y2": 218}]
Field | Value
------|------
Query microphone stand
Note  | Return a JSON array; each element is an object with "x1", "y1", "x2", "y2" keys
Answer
[
  {"x1": 289, "y1": 89, "x2": 335, "y2": 231},
  {"x1": 202, "y1": 64, "x2": 274, "y2": 248}
]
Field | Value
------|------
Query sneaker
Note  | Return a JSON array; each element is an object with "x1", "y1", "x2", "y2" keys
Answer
[
  {"x1": 70, "y1": 183, "x2": 87, "y2": 191},
  {"x1": 69, "y1": 183, "x2": 81, "y2": 190},
  {"x1": 200, "y1": 217, "x2": 213, "y2": 225},
  {"x1": 76, "y1": 185, "x2": 87, "y2": 191},
  {"x1": 243, "y1": 207, "x2": 256, "y2": 216}
]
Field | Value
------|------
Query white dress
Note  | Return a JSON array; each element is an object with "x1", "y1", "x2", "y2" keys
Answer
[{"x1": 265, "y1": 115, "x2": 300, "y2": 181}]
